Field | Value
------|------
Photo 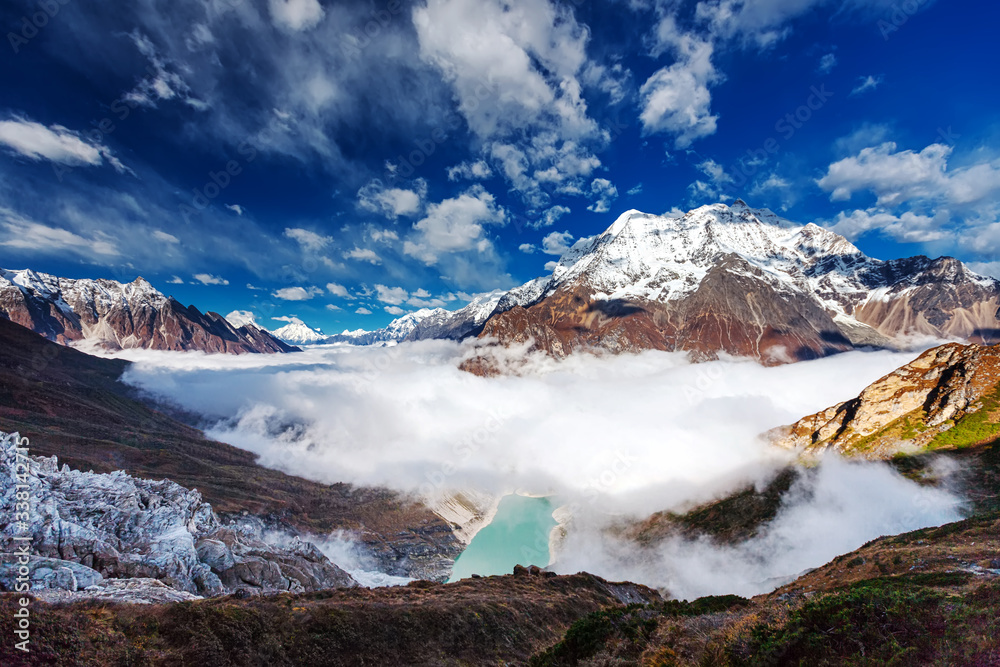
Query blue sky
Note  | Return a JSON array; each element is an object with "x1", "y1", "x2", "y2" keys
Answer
[{"x1": 1, "y1": 0, "x2": 998, "y2": 333}]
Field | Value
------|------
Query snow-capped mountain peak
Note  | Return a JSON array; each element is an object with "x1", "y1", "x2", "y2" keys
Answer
[
  {"x1": 467, "y1": 201, "x2": 1000, "y2": 370},
  {"x1": 507, "y1": 202, "x2": 830, "y2": 308},
  {"x1": 1, "y1": 268, "x2": 295, "y2": 354},
  {"x1": 497, "y1": 202, "x2": 924, "y2": 315},
  {"x1": 270, "y1": 316, "x2": 326, "y2": 345}
]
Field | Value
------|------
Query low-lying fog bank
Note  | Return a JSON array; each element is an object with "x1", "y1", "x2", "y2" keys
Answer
[{"x1": 107, "y1": 340, "x2": 965, "y2": 595}]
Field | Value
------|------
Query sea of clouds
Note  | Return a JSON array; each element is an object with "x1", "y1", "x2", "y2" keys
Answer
[{"x1": 110, "y1": 340, "x2": 965, "y2": 596}]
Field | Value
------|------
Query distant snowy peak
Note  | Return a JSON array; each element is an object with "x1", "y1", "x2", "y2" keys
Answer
[
  {"x1": 325, "y1": 291, "x2": 507, "y2": 346},
  {"x1": 406, "y1": 290, "x2": 506, "y2": 341},
  {"x1": 226, "y1": 311, "x2": 326, "y2": 345},
  {"x1": 270, "y1": 317, "x2": 326, "y2": 345},
  {"x1": 326, "y1": 307, "x2": 445, "y2": 346},
  {"x1": 0, "y1": 268, "x2": 296, "y2": 354}
]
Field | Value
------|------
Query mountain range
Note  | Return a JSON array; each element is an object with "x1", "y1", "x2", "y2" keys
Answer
[
  {"x1": 465, "y1": 201, "x2": 1000, "y2": 370},
  {"x1": 269, "y1": 200, "x2": 1000, "y2": 371},
  {"x1": 7, "y1": 201, "x2": 998, "y2": 366},
  {"x1": 2, "y1": 291, "x2": 1000, "y2": 663},
  {"x1": 0, "y1": 268, "x2": 296, "y2": 354},
  {"x1": 322, "y1": 290, "x2": 506, "y2": 346}
]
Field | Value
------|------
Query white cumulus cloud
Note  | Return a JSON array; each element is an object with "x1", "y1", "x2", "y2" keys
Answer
[
  {"x1": 268, "y1": 0, "x2": 326, "y2": 31},
  {"x1": 193, "y1": 273, "x2": 229, "y2": 286},
  {"x1": 0, "y1": 115, "x2": 130, "y2": 174},
  {"x1": 541, "y1": 230, "x2": 574, "y2": 256},
  {"x1": 403, "y1": 186, "x2": 506, "y2": 264}
]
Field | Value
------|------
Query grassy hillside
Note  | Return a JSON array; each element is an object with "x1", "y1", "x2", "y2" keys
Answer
[
  {"x1": 0, "y1": 571, "x2": 659, "y2": 666},
  {"x1": 530, "y1": 510, "x2": 1000, "y2": 666}
]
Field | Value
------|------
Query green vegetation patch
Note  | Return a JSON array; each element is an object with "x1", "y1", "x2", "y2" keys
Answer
[
  {"x1": 529, "y1": 595, "x2": 750, "y2": 666},
  {"x1": 730, "y1": 578, "x2": 1000, "y2": 666},
  {"x1": 528, "y1": 604, "x2": 658, "y2": 667},
  {"x1": 635, "y1": 469, "x2": 800, "y2": 546},
  {"x1": 929, "y1": 384, "x2": 1000, "y2": 450},
  {"x1": 839, "y1": 411, "x2": 928, "y2": 454}
]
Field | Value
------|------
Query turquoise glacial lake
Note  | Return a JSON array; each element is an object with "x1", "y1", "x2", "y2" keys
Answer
[{"x1": 448, "y1": 494, "x2": 558, "y2": 582}]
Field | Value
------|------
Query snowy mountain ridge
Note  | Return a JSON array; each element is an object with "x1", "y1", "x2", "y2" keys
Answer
[
  {"x1": 1, "y1": 268, "x2": 168, "y2": 319},
  {"x1": 461, "y1": 201, "x2": 1000, "y2": 370},
  {"x1": 325, "y1": 290, "x2": 506, "y2": 345},
  {"x1": 499, "y1": 201, "x2": 996, "y2": 326},
  {"x1": 0, "y1": 268, "x2": 296, "y2": 354}
]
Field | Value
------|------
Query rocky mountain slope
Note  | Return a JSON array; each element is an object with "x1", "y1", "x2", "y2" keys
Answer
[
  {"x1": 769, "y1": 342, "x2": 1000, "y2": 459},
  {"x1": 0, "y1": 431, "x2": 357, "y2": 599},
  {"x1": 532, "y1": 432, "x2": 1000, "y2": 665},
  {"x1": 0, "y1": 317, "x2": 461, "y2": 581},
  {"x1": 0, "y1": 268, "x2": 296, "y2": 354},
  {"x1": 530, "y1": 512, "x2": 1000, "y2": 666},
  {"x1": 465, "y1": 201, "x2": 1000, "y2": 371}
]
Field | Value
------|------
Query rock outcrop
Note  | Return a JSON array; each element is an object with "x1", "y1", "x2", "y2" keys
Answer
[
  {"x1": 0, "y1": 268, "x2": 297, "y2": 354},
  {"x1": 30, "y1": 577, "x2": 204, "y2": 605},
  {"x1": 0, "y1": 431, "x2": 357, "y2": 597},
  {"x1": 768, "y1": 343, "x2": 1000, "y2": 459}
]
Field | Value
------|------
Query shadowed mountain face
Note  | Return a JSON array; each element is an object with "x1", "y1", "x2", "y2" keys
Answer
[
  {"x1": 463, "y1": 202, "x2": 1000, "y2": 373},
  {"x1": 0, "y1": 318, "x2": 460, "y2": 581},
  {"x1": 0, "y1": 268, "x2": 297, "y2": 354}
]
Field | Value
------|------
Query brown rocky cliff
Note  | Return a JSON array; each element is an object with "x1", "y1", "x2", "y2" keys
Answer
[
  {"x1": 767, "y1": 343, "x2": 1000, "y2": 459},
  {"x1": 463, "y1": 256, "x2": 854, "y2": 374}
]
